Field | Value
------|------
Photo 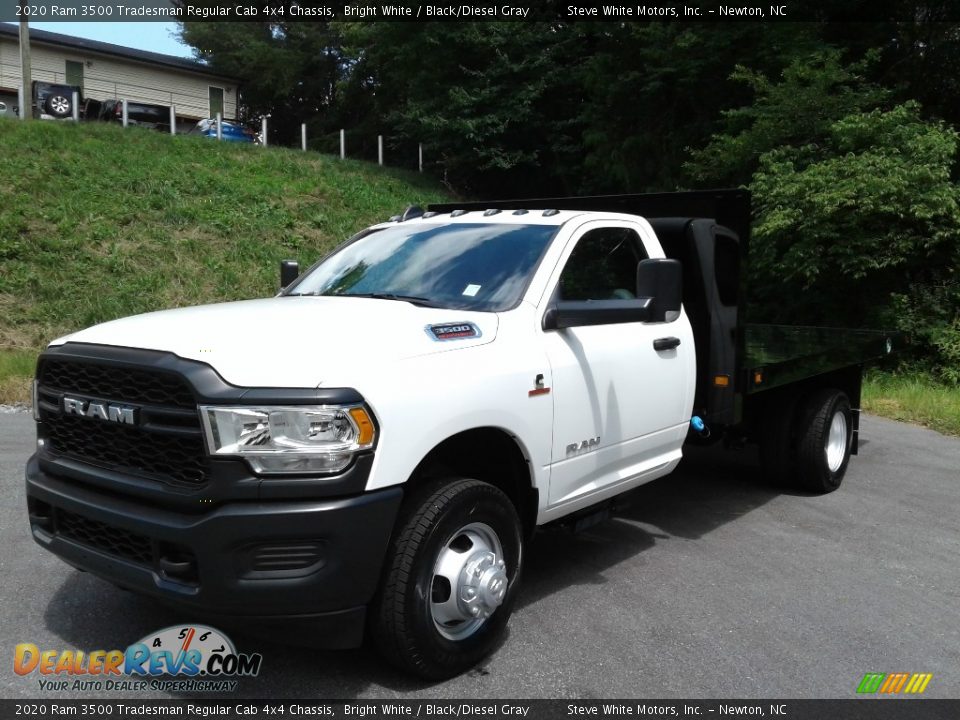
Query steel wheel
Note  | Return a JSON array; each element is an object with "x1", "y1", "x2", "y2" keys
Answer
[
  {"x1": 372, "y1": 478, "x2": 523, "y2": 679},
  {"x1": 797, "y1": 389, "x2": 853, "y2": 493},
  {"x1": 825, "y1": 409, "x2": 848, "y2": 473},
  {"x1": 430, "y1": 522, "x2": 507, "y2": 641}
]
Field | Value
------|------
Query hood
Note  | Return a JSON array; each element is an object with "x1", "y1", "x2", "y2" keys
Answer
[{"x1": 52, "y1": 296, "x2": 498, "y2": 388}]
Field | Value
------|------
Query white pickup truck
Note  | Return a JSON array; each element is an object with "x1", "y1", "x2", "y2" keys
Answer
[{"x1": 26, "y1": 191, "x2": 895, "y2": 678}]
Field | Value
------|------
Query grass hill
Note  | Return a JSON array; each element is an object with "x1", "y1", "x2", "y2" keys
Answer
[
  {"x1": 0, "y1": 119, "x2": 451, "y2": 401},
  {"x1": 1, "y1": 120, "x2": 956, "y2": 436}
]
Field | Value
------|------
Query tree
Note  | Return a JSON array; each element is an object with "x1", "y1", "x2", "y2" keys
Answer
[
  {"x1": 175, "y1": 21, "x2": 347, "y2": 145},
  {"x1": 576, "y1": 22, "x2": 822, "y2": 193},
  {"x1": 685, "y1": 49, "x2": 889, "y2": 187},
  {"x1": 748, "y1": 102, "x2": 960, "y2": 379},
  {"x1": 338, "y1": 22, "x2": 586, "y2": 195}
]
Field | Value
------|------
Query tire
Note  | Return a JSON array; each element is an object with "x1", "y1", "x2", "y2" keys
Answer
[
  {"x1": 44, "y1": 94, "x2": 72, "y2": 118},
  {"x1": 796, "y1": 389, "x2": 853, "y2": 493},
  {"x1": 758, "y1": 395, "x2": 799, "y2": 486},
  {"x1": 372, "y1": 479, "x2": 523, "y2": 679}
]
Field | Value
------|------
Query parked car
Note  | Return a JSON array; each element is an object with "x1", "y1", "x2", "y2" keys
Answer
[
  {"x1": 98, "y1": 99, "x2": 170, "y2": 131},
  {"x1": 31, "y1": 81, "x2": 83, "y2": 120},
  {"x1": 189, "y1": 117, "x2": 258, "y2": 143},
  {"x1": 82, "y1": 98, "x2": 103, "y2": 122}
]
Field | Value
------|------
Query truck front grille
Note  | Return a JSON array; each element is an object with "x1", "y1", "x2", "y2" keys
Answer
[
  {"x1": 30, "y1": 499, "x2": 199, "y2": 585},
  {"x1": 57, "y1": 508, "x2": 154, "y2": 566},
  {"x1": 37, "y1": 359, "x2": 210, "y2": 488},
  {"x1": 39, "y1": 359, "x2": 196, "y2": 408},
  {"x1": 44, "y1": 413, "x2": 209, "y2": 486}
]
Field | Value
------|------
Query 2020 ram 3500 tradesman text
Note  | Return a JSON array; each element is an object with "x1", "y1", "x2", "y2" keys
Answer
[{"x1": 25, "y1": 191, "x2": 895, "y2": 678}]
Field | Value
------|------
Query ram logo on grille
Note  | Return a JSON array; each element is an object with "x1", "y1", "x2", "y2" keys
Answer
[{"x1": 63, "y1": 397, "x2": 136, "y2": 425}]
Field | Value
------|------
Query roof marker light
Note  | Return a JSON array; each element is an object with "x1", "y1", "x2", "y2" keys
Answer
[
  {"x1": 450, "y1": 210, "x2": 469, "y2": 217},
  {"x1": 512, "y1": 209, "x2": 529, "y2": 215},
  {"x1": 542, "y1": 209, "x2": 559, "y2": 217},
  {"x1": 483, "y1": 209, "x2": 501, "y2": 216},
  {"x1": 400, "y1": 205, "x2": 424, "y2": 221},
  {"x1": 421, "y1": 211, "x2": 438, "y2": 219}
]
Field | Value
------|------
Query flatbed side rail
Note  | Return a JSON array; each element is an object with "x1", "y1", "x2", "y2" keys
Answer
[{"x1": 743, "y1": 324, "x2": 900, "y2": 395}]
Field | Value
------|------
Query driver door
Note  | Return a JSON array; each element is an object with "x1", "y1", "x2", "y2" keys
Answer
[{"x1": 541, "y1": 221, "x2": 695, "y2": 509}]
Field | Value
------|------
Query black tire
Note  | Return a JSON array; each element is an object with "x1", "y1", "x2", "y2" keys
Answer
[
  {"x1": 796, "y1": 389, "x2": 853, "y2": 493},
  {"x1": 44, "y1": 94, "x2": 72, "y2": 118},
  {"x1": 758, "y1": 395, "x2": 799, "y2": 486},
  {"x1": 372, "y1": 479, "x2": 523, "y2": 680}
]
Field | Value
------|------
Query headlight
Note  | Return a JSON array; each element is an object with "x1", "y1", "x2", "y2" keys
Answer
[{"x1": 200, "y1": 405, "x2": 376, "y2": 475}]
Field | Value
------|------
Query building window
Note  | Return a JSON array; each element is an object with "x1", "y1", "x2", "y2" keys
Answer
[
  {"x1": 209, "y1": 86, "x2": 224, "y2": 118},
  {"x1": 65, "y1": 60, "x2": 83, "y2": 90}
]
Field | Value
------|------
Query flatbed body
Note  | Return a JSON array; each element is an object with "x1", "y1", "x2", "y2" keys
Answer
[{"x1": 743, "y1": 324, "x2": 894, "y2": 395}]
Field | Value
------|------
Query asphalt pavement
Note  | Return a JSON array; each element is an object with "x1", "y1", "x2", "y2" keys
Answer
[{"x1": 1, "y1": 410, "x2": 957, "y2": 699}]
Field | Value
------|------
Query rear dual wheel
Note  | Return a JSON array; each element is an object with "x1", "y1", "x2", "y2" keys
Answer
[
  {"x1": 761, "y1": 388, "x2": 853, "y2": 493},
  {"x1": 797, "y1": 389, "x2": 853, "y2": 493},
  {"x1": 372, "y1": 479, "x2": 523, "y2": 679}
]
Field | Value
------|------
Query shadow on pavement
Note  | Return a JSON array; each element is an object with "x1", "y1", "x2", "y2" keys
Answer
[
  {"x1": 519, "y1": 442, "x2": 791, "y2": 609},
  {"x1": 41, "y1": 442, "x2": 792, "y2": 695}
]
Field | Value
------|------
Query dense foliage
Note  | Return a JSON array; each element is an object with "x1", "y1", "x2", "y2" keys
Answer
[{"x1": 176, "y1": 18, "x2": 960, "y2": 378}]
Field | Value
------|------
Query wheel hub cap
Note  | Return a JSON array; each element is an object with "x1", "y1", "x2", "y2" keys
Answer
[
  {"x1": 430, "y1": 522, "x2": 506, "y2": 641},
  {"x1": 459, "y1": 551, "x2": 508, "y2": 619}
]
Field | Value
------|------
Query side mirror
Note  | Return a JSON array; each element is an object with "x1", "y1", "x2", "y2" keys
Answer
[
  {"x1": 542, "y1": 298, "x2": 652, "y2": 330},
  {"x1": 636, "y1": 258, "x2": 682, "y2": 323},
  {"x1": 279, "y1": 259, "x2": 299, "y2": 290}
]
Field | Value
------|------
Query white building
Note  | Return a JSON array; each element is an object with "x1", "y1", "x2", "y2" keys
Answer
[{"x1": 0, "y1": 24, "x2": 239, "y2": 125}]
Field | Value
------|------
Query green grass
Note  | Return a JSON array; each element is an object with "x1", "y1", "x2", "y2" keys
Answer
[
  {"x1": 2, "y1": 121, "x2": 959, "y2": 435},
  {"x1": 0, "y1": 349, "x2": 36, "y2": 405},
  {"x1": 0, "y1": 118, "x2": 451, "y2": 402},
  {"x1": 862, "y1": 372, "x2": 960, "y2": 437}
]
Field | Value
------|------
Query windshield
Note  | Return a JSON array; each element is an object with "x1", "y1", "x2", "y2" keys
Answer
[{"x1": 287, "y1": 222, "x2": 557, "y2": 311}]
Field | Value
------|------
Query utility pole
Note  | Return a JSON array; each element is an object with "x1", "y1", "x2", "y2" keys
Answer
[{"x1": 19, "y1": 9, "x2": 32, "y2": 120}]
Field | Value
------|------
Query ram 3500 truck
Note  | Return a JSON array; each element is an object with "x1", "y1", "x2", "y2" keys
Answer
[{"x1": 26, "y1": 191, "x2": 895, "y2": 679}]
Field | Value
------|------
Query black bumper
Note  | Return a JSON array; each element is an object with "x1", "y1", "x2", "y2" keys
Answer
[{"x1": 26, "y1": 454, "x2": 402, "y2": 648}]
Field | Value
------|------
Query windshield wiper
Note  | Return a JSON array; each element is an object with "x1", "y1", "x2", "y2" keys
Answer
[
  {"x1": 284, "y1": 291, "x2": 445, "y2": 307},
  {"x1": 340, "y1": 292, "x2": 444, "y2": 308}
]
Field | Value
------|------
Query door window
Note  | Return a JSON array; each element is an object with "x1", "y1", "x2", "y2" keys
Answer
[{"x1": 558, "y1": 227, "x2": 647, "y2": 301}]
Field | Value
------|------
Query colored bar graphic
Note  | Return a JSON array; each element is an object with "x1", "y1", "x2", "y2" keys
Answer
[
  {"x1": 905, "y1": 673, "x2": 933, "y2": 694},
  {"x1": 857, "y1": 672, "x2": 932, "y2": 694},
  {"x1": 857, "y1": 673, "x2": 886, "y2": 693}
]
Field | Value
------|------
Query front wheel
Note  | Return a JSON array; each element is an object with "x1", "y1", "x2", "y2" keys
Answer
[
  {"x1": 796, "y1": 389, "x2": 853, "y2": 493},
  {"x1": 371, "y1": 479, "x2": 523, "y2": 679}
]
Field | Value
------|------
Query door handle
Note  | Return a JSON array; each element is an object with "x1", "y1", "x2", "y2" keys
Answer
[{"x1": 653, "y1": 337, "x2": 681, "y2": 351}]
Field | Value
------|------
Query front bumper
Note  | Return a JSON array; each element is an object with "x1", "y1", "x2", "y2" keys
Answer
[{"x1": 26, "y1": 454, "x2": 402, "y2": 648}]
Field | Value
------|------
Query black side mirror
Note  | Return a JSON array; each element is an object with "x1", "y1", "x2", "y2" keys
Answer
[
  {"x1": 637, "y1": 258, "x2": 682, "y2": 323},
  {"x1": 280, "y1": 259, "x2": 299, "y2": 289}
]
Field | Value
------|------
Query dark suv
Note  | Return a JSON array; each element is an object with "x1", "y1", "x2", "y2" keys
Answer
[
  {"x1": 98, "y1": 99, "x2": 170, "y2": 130},
  {"x1": 32, "y1": 81, "x2": 83, "y2": 120}
]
